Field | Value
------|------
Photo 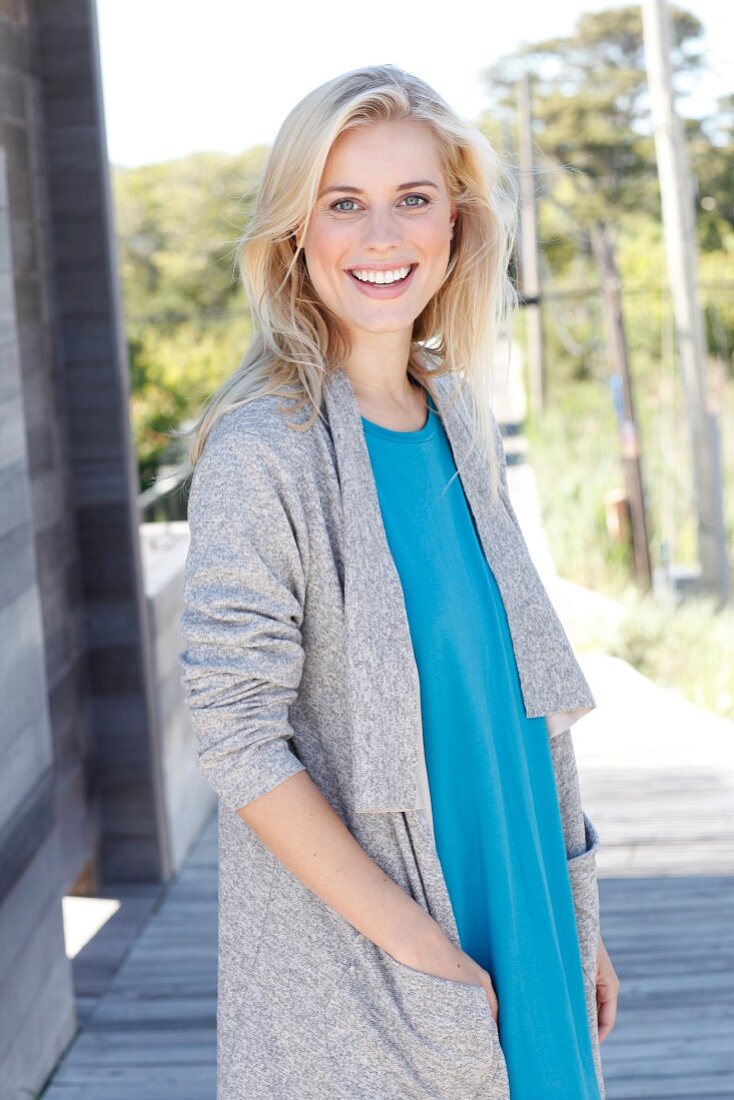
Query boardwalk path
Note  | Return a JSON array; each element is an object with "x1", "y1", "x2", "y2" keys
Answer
[
  {"x1": 41, "y1": 436, "x2": 734, "y2": 1099},
  {"x1": 41, "y1": 823, "x2": 218, "y2": 1099}
]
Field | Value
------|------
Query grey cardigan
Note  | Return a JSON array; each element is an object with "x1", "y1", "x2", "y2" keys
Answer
[{"x1": 179, "y1": 365, "x2": 605, "y2": 1099}]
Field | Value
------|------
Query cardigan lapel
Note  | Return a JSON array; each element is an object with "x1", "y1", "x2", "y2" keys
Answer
[
  {"x1": 322, "y1": 366, "x2": 424, "y2": 814},
  {"x1": 321, "y1": 365, "x2": 596, "y2": 816},
  {"x1": 428, "y1": 370, "x2": 597, "y2": 733}
]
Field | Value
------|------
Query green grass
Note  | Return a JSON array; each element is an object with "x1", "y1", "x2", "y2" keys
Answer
[{"x1": 526, "y1": 376, "x2": 734, "y2": 722}]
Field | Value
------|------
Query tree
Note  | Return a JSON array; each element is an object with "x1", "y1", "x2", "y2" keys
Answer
[
  {"x1": 113, "y1": 146, "x2": 268, "y2": 485},
  {"x1": 479, "y1": 5, "x2": 706, "y2": 232}
]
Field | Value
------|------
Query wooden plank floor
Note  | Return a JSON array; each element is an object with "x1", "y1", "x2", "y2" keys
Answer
[
  {"x1": 40, "y1": 648, "x2": 734, "y2": 1099},
  {"x1": 41, "y1": 819, "x2": 218, "y2": 1100},
  {"x1": 572, "y1": 648, "x2": 734, "y2": 1099}
]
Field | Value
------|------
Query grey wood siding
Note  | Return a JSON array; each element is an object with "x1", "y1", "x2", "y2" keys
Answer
[
  {"x1": 0, "y1": 1, "x2": 189, "y2": 1094},
  {"x1": 0, "y1": 139, "x2": 77, "y2": 1100}
]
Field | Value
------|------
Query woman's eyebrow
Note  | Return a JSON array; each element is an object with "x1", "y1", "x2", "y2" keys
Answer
[{"x1": 318, "y1": 179, "x2": 440, "y2": 198}]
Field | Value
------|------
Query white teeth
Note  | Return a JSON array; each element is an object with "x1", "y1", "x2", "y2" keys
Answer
[{"x1": 351, "y1": 265, "x2": 412, "y2": 285}]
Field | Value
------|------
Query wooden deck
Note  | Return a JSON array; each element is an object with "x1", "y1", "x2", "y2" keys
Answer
[
  {"x1": 40, "y1": 645, "x2": 734, "y2": 1099},
  {"x1": 41, "y1": 821, "x2": 218, "y2": 1100}
]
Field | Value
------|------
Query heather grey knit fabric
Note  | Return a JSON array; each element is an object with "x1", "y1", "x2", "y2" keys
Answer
[{"x1": 179, "y1": 365, "x2": 605, "y2": 1099}]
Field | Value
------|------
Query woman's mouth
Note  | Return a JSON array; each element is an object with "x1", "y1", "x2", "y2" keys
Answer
[{"x1": 345, "y1": 263, "x2": 418, "y2": 299}]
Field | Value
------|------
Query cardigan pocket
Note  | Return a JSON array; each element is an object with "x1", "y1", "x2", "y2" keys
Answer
[
  {"x1": 566, "y1": 811, "x2": 604, "y2": 1097},
  {"x1": 373, "y1": 944, "x2": 511, "y2": 1098},
  {"x1": 284, "y1": 937, "x2": 510, "y2": 1100},
  {"x1": 566, "y1": 811, "x2": 601, "y2": 988}
]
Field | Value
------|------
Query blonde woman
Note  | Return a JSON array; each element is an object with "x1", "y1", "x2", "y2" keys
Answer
[{"x1": 179, "y1": 64, "x2": 618, "y2": 1100}]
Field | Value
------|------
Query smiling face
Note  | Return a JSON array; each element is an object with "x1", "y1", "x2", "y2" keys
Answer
[{"x1": 298, "y1": 118, "x2": 456, "y2": 344}]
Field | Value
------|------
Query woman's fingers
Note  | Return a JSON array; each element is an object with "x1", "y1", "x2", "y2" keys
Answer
[{"x1": 595, "y1": 934, "x2": 620, "y2": 1044}]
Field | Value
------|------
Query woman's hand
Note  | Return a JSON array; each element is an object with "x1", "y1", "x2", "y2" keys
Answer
[
  {"x1": 596, "y1": 933, "x2": 620, "y2": 1043},
  {"x1": 390, "y1": 935, "x2": 500, "y2": 1022}
]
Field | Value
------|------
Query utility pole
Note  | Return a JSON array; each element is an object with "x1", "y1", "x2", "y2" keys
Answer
[
  {"x1": 591, "y1": 222, "x2": 653, "y2": 591},
  {"x1": 642, "y1": 0, "x2": 729, "y2": 606},
  {"x1": 516, "y1": 72, "x2": 545, "y2": 414}
]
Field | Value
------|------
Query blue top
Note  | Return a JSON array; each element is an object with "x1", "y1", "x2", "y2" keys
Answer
[{"x1": 361, "y1": 392, "x2": 600, "y2": 1099}]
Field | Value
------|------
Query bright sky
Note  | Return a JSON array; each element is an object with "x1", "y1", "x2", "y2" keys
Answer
[{"x1": 96, "y1": 0, "x2": 732, "y2": 169}]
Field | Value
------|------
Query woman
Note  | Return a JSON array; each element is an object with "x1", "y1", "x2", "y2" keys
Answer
[{"x1": 179, "y1": 64, "x2": 619, "y2": 1100}]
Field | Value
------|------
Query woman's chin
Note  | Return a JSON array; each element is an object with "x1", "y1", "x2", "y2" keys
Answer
[
  {"x1": 346, "y1": 317, "x2": 418, "y2": 338},
  {"x1": 339, "y1": 302, "x2": 425, "y2": 336}
]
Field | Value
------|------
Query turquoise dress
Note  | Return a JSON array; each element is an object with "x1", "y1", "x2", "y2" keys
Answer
[{"x1": 361, "y1": 393, "x2": 600, "y2": 1099}]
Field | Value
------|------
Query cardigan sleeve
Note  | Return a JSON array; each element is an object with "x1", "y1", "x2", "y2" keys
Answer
[
  {"x1": 178, "y1": 414, "x2": 308, "y2": 813},
  {"x1": 549, "y1": 727, "x2": 600, "y2": 858}
]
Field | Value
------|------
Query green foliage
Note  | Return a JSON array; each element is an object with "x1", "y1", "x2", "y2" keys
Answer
[
  {"x1": 480, "y1": 5, "x2": 707, "y2": 223},
  {"x1": 532, "y1": 195, "x2": 734, "y2": 570},
  {"x1": 528, "y1": 369, "x2": 734, "y2": 721},
  {"x1": 587, "y1": 586, "x2": 734, "y2": 720},
  {"x1": 114, "y1": 147, "x2": 268, "y2": 485},
  {"x1": 526, "y1": 380, "x2": 634, "y2": 595},
  {"x1": 129, "y1": 315, "x2": 252, "y2": 489},
  {"x1": 687, "y1": 94, "x2": 734, "y2": 250},
  {"x1": 114, "y1": 147, "x2": 269, "y2": 328}
]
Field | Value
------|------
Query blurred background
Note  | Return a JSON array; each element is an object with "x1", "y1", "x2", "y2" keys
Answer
[
  {"x1": 107, "y1": 0, "x2": 734, "y2": 710},
  {"x1": 1, "y1": 1, "x2": 731, "y2": 1097}
]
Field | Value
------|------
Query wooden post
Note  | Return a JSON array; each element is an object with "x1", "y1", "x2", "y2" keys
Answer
[
  {"x1": 516, "y1": 72, "x2": 545, "y2": 414},
  {"x1": 591, "y1": 222, "x2": 653, "y2": 591},
  {"x1": 642, "y1": 0, "x2": 729, "y2": 606}
]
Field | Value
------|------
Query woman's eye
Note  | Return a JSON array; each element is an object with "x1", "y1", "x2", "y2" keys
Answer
[{"x1": 330, "y1": 193, "x2": 429, "y2": 214}]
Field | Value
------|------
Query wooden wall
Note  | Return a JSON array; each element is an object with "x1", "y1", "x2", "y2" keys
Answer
[
  {"x1": 0, "y1": 136, "x2": 77, "y2": 1100},
  {"x1": 0, "y1": 0, "x2": 177, "y2": 1093},
  {"x1": 32, "y1": 0, "x2": 169, "y2": 886}
]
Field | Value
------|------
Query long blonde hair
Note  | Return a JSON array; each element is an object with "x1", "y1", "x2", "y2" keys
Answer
[{"x1": 184, "y1": 63, "x2": 519, "y2": 500}]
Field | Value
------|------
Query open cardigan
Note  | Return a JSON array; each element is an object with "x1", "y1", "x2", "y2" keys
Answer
[{"x1": 178, "y1": 364, "x2": 605, "y2": 1099}]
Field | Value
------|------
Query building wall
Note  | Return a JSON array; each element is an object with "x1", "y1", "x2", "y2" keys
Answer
[
  {"x1": 29, "y1": 0, "x2": 168, "y2": 886},
  {"x1": 0, "y1": 133, "x2": 78, "y2": 1100},
  {"x1": 0, "y1": 0, "x2": 175, "y2": 1093}
]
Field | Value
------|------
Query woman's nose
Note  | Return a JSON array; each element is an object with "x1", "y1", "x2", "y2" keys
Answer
[{"x1": 360, "y1": 205, "x2": 404, "y2": 250}]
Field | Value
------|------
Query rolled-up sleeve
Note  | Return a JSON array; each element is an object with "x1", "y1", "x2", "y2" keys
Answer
[{"x1": 178, "y1": 416, "x2": 308, "y2": 813}]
